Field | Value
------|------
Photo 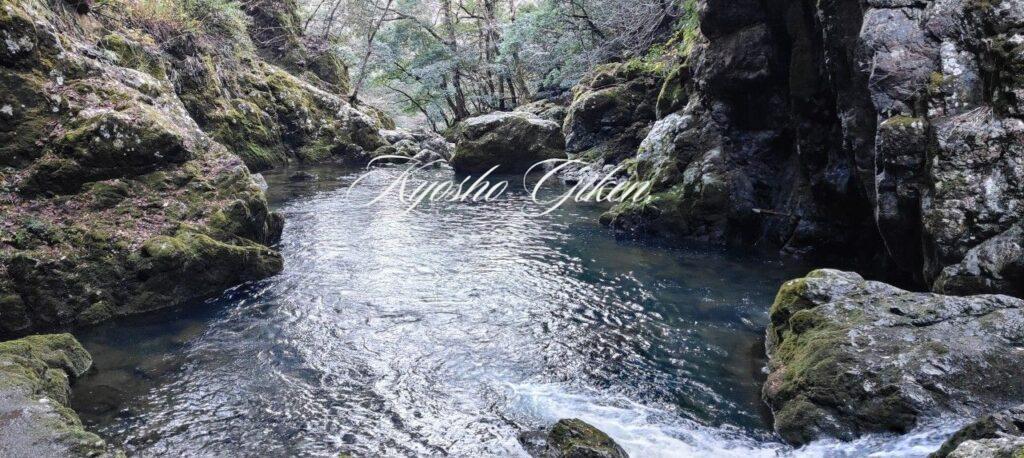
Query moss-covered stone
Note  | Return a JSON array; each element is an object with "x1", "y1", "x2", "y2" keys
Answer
[
  {"x1": 546, "y1": 419, "x2": 628, "y2": 458},
  {"x1": 0, "y1": 334, "x2": 118, "y2": 457},
  {"x1": 764, "y1": 270, "x2": 1024, "y2": 446},
  {"x1": 98, "y1": 32, "x2": 168, "y2": 80},
  {"x1": 450, "y1": 111, "x2": 565, "y2": 174}
]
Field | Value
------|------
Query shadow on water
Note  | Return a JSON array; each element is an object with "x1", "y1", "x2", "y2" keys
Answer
[{"x1": 69, "y1": 163, "x2": 948, "y2": 457}]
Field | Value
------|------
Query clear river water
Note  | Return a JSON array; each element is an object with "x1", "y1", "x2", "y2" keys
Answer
[{"x1": 70, "y1": 164, "x2": 959, "y2": 457}]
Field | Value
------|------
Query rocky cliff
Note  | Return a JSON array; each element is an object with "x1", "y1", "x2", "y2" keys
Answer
[
  {"x1": 565, "y1": 0, "x2": 1023, "y2": 298},
  {"x1": 0, "y1": 0, "x2": 392, "y2": 336}
]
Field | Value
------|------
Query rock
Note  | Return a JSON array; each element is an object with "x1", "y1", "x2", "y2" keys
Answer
[
  {"x1": 374, "y1": 128, "x2": 453, "y2": 165},
  {"x1": 562, "y1": 63, "x2": 660, "y2": 163},
  {"x1": 411, "y1": 149, "x2": 446, "y2": 166},
  {"x1": 515, "y1": 99, "x2": 568, "y2": 124},
  {"x1": 0, "y1": 334, "x2": 117, "y2": 457},
  {"x1": 449, "y1": 111, "x2": 565, "y2": 174},
  {"x1": 935, "y1": 223, "x2": 1024, "y2": 297},
  {"x1": 520, "y1": 419, "x2": 628, "y2": 458},
  {"x1": 931, "y1": 404, "x2": 1024, "y2": 457},
  {"x1": 946, "y1": 438, "x2": 1024, "y2": 458},
  {"x1": 288, "y1": 171, "x2": 319, "y2": 182},
  {"x1": 763, "y1": 269, "x2": 1024, "y2": 446},
  {"x1": 582, "y1": 0, "x2": 1024, "y2": 291}
]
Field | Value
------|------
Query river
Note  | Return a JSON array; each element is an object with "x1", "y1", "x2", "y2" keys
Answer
[{"x1": 70, "y1": 164, "x2": 958, "y2": 457}]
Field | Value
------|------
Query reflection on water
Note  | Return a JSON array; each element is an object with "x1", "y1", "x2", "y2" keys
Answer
[{"x1": 70, "y1": 165, "x2": 947, "y2": 457}]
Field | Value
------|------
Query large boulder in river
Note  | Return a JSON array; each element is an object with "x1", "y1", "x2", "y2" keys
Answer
[
  {"x1": 0, "y1": 334, "x2": 115, "y2": 456},
  {"x1": 763, "y1": 269, "x2": 1024, "y2": 446},
  {"x1": 449, "y1": 111, "x2": 565, "y2": 174},
  {"x1": 520, "y1": 418, "x2": 628, "y2": 458}
]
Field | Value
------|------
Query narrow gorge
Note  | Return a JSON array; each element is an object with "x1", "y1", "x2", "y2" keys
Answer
[{"x1": 1, "y1": 0, "x2": 1022, "y2": 456}]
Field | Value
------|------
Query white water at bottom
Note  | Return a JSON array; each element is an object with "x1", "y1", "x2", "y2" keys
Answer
[{"x1": 508, "y1": 382, "x2": 962, "y2": 458}]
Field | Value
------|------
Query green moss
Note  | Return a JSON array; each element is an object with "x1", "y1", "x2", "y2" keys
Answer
[
  {"x1": 87, "y1": 180, "x2": 131, "y2": 209},
  {"x1": 0, "y1": 334, "x2": 110, "y2": 456},
  {"x1": 880, "y1": 115, "x2": 925, "y2": 130},
  {"x1": 548, "y1": 419, "x2": 623, "y2": 457},
  {"x1": 77, "y1": 301, "x2": 117, "y2": 325},
  {"x1": 132, "y1": 229, "x2": 283, "y2": 311},
  {"x1": 656, "y1": 65, "x2": 689, "y2": 118},
  {"x1": 208, "y1": 100, "x2": 287, "y2": 171},
  {"x1": 0, "y1": 334, "x2": 92, "y2": 379},
  {"x1": 98, "y1": 33, "x2": 168, "y2": 80},
  {"x1": 307, "y1": 50, "x2": 352, "y2": 94}
]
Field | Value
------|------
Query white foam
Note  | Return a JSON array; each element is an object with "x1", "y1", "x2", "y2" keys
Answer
[{"x1": 506, "y1": 382, "x2": 958, "y2": 458}]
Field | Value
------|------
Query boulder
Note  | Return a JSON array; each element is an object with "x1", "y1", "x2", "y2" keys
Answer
[
  {"x1": 945, "y1": 438, "x2": 1024, "y2": 458},
  {"x1": 374, "y1": 128, "x2": 454, "y2": 164},
  {"x1": 519, "y1": 419, "x2": 628, "y2": 458},
  {"x1": 0, "y1": 334, "x2": 116, "y2": 457},
  {"x1": 449, "y1": 112, "x2": 565, "y2": 174},
  {"x1": 935, "y1": 223, "x2": 1024, "y2": 297},
  {"x1": 931, "y1": 405, "x2": 1024, "y2": 457},
  {"x1": 562, "y1": 63, "x2": 660, "y2": 162},
  {"x1": 515, "y1": 99, "x2": 568, "y2": 124},
  {"x1": 763, "y1": 269, "x2": 1024, "y2": 446}
]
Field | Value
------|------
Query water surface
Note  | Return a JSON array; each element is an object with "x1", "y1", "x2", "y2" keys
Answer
[{"x1": 71, "y1": 164, "x2": 954, "y2": 456}]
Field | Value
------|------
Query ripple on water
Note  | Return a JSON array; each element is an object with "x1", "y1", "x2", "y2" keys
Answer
[{"x1": 70, "y1": 165, "x2": 953, "y2": 457}]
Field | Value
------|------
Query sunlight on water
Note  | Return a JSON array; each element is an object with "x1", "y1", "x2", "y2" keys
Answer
[{"x1": 70, "y1": 164, "x2": 954, "y2": 457}]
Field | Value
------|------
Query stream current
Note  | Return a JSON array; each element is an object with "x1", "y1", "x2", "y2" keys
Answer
[{"x1": 70, "y1": 164, "x2": 960, "y2": 457}]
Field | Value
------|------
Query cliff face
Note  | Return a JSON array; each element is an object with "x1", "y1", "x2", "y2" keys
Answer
[
  {"x1": 0, "y1": 0, "x2": 389, "y2": 336},
  {"x1": 575, "y1": 0, "x2": 1023, "y2": 296}
]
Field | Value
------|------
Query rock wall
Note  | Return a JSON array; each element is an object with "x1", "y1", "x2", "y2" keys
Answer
[
  {"x1": 0, "y1": 0, "x2": 390, "y2": 336},
  {"x1": 567, "y1": 0, "x2": 1024, "y2": 297}
]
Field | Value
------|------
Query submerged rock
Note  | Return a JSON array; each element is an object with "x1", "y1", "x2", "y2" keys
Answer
[
  {"x1": 288, "y1": 171, "x2": 319, "y2": 182},
  {"x1": 449, "y1": 111, "x2": 565, "y2": 174},
  {"x1": 931, "y1": 404, "x2": 1024, "y2": 457},
  {"x1": 763, "y1": 269, "x2": 1024, "y2": 446},
  {"x1": 520, "y1": 419, "x2": 628, "y2": 458},
  {"x1": 0, "y1": 334, "x2": 116, "y2": 457}
]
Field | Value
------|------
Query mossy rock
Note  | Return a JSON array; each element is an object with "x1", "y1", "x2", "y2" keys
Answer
[
  {"x1": 133, "y1": 229, "x2": 283, "y2": 312},
  {"x1": 23, "y1": 107, "x2": 195, "y2": 194},
  {"x1": 547, "y1": 419, "x2": 628, "y2": 458},
  {"x1": 763, "y1": 270, "x2": 1024, "y2": 446},
  {"x1": 208, "y1": 99, "x2": 287, "y2": 171},
  {"x1": 656, "y1": 65, "x2": 690, "y2": 118},
  {"x1": 98, "y1": 32, "x2": 167, "y2": 80},
  {"x1": 306, "y1": 50, "x2": 352, "y2": 94},
  {"x1": 0, "y1": 334, "x2": 116, "y2": 457},
  {"x1": 450, "y1": 111, "x2": 565, "y2": 174}
]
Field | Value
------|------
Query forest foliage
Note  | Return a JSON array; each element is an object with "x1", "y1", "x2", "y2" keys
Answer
[
  {"x1": 301, "y1": 0, "x2": 695, "y2": 130},
  {"x1": 101, "y1": 0, "x2": 694, "y2": 130}
]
